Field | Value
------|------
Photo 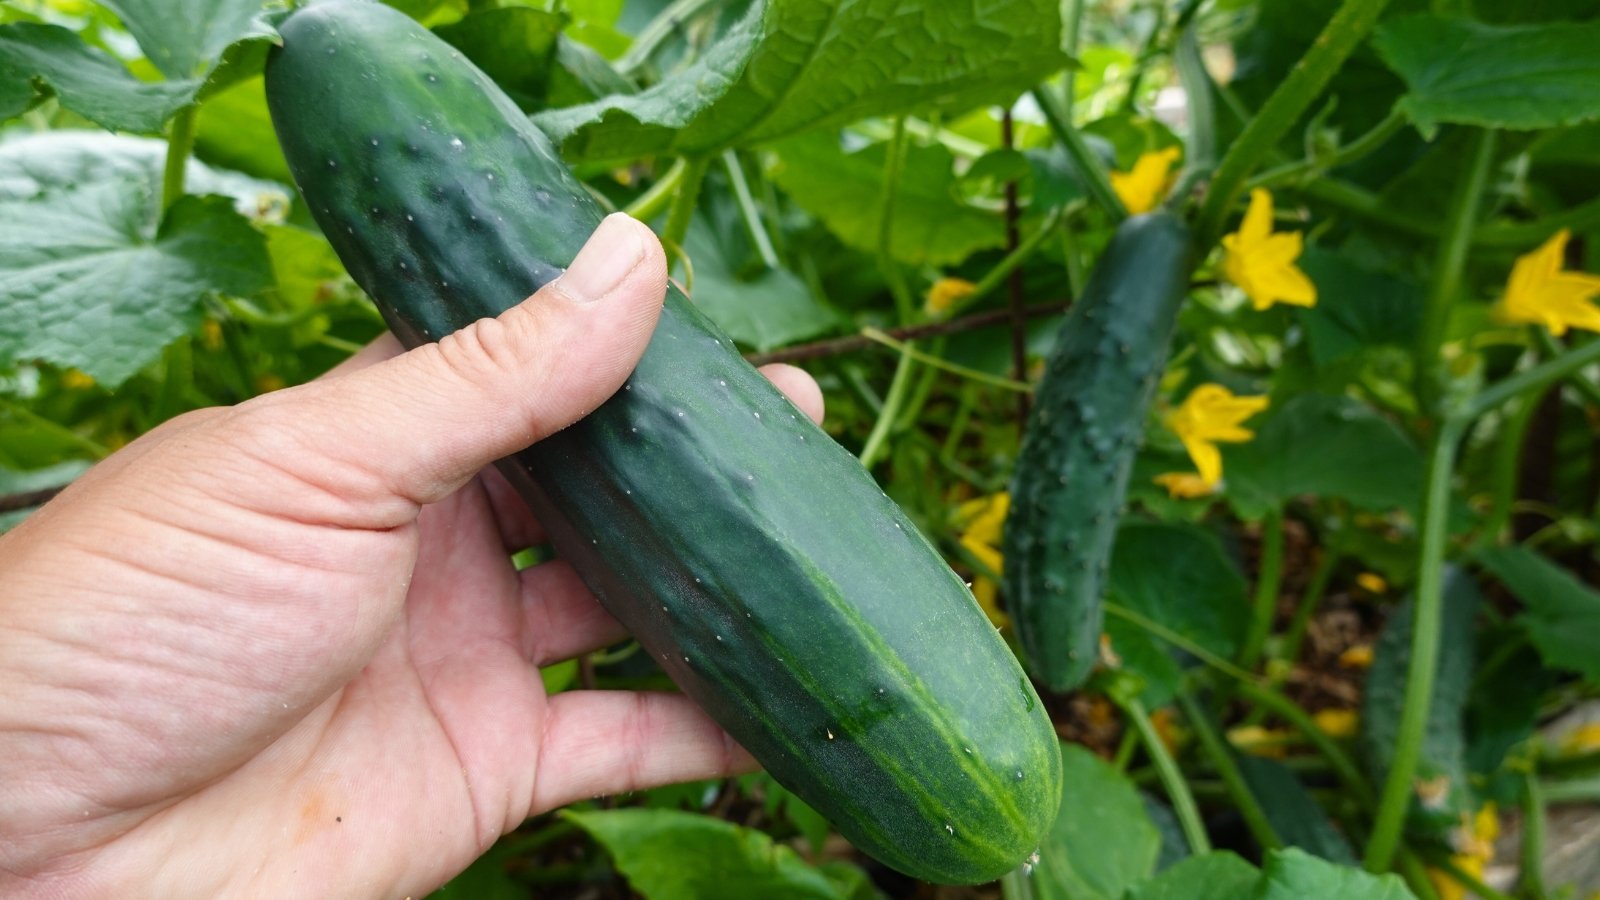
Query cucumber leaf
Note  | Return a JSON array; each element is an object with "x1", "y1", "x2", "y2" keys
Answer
[
  {"x1": 1235, "y1": 755, "x2": 1357, "y2": 864},
  {"x1": 533, "y1": 0, "x2": 1070, "y2": 162},
  {"x1": 0, "y1": 130, "x2": 288, "y2": 208},
  {"x1": 1256, "y1": 848, "x2": 1416, "y2": 899},
  {"x1": 1126, "y1": 852, "x2": 1261, "y2": 900},
  {"x1": 0, "y1": 23, "x2": 199, "y2": 133},
  {"x1": 1479, "y1": 546, "x2": 1600, "y2": 683},
  {"x1": 0, "y1": 185, "x2": 271, "y2": 387},
  {"x1": 1026, "y1": 743, "x2": 1161, "y2": 900},
  {"x1": 565, "y1": 808, "x2": 874, "y2": 900},
  {"x1": 1223, "y1": 395, "x2": 1425, "y2": 519},
  {"x1": 97, "y1": 0, "x2": 274, "y2": 80},
  {"x1": 769, "y1": 132, "x2": 1007, "y2": 267},
  {"x1": 1375, "y1": 16, "x2": 1600, "y2": 136},
  {"x1": 1105, "y1": 522, "x2": 1249, "y2": 707}
]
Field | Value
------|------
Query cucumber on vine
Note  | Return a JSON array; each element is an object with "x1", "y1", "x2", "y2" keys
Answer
[
  {"x1": 264, "y1": 0, "x2": 1060, "y2": 884},
  {"x1": 1003, "y1": 212, "x2": 1193, "y2": 691}
]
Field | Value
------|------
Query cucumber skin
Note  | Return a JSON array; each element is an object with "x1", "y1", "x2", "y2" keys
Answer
[
  {"x1": 1003, "y1": 213, "x2": 1192, "y2": 691},
  {"x1": 265, "y1": 0, "x2": 1060, "y2": 884}
]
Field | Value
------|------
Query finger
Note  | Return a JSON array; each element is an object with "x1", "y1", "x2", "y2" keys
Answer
[
  {"x1": 486, "y1": 363, "x2": 824, "y2": 551},
  {"x1": 519, "y1": 560, "x2": 626, "y2": 666},
  {"x1": 531, "y1": 691, "x2": 756, "y2": 813},
  {"x1": 240, "y1": 213, "x2": 668, "y2": 520},
  {"x1": 757, "y1": 363, "x2": 824, "y2": 424}
]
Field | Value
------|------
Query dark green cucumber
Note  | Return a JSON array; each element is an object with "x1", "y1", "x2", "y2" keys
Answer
[
  {"x1": 265, "y1": 0, "x2": 1059, "y2": 884},
  {"x1": 1003, "y1": 213, "x2": 1192, "y2": 691}
]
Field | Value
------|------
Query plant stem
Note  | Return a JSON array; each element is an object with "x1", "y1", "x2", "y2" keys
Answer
[
  {"x1": 745, "y1": 300, "x2": 1072, "y2": 367},
  {"x1": 947, "y1": 208, "x2": 1067, "y2": 319},
  {"x1": 1398, "y1": 849, "x2": 1448, "y2": 900},
  {"x1": 1250, "y1": 109, "x2": 1407, "y2": 191},
  {"x1": 1105, "y1": 602, "x2": 1258, "y2": 684},
  {"x1": 1176, "y1": 692, "x2": 1284, "y2": 851},
  {"x1": 1364, "y1": 420, "x2": 1463, "y2": 873},
  {"x1": 1470, "y1": 334, "x2": 1600, "y2": 419},
  {"x1": 1194, "y1": 0, "x2": 1396, "y2": 247},
  {"x1": 1521, "y1": 770, "x2": 1548, "y2": 899},
  {"x1": 860, "y1": 118, "x2": 918, "y2": 469},
  {"x1": 1416, "y1": 130, "x2": 1498, "y2": 417},
  {"x1": 1031, "y1": 87, "x2": 1127, "y2": 222},
  {"x1": 859, "y1": 350, "x2": 916, "y2": 468},
  {"x1": 1480, "y1": 388, "x2": 1543, "y2": 547},
  {"x1": 721, "y1": 150, "x2": 779, "y2": 268},
  {"x1": 860, "y1": 329, "x2": 1032, "y2": 393},
  {"x1": 1234, "y1": 680, "x2": 1375, "y2": 808},
  {"x1": 1532, "y1": 327, "x2": 1600, "y2": 408},
  {"x1": 660, "y1": 155, "x2": 710, "y2": 269},
  {"x1": 161, "y1": 105, "x2": 199, "y2": 211},
  {"x1": 615, "y1": 0, "x2": 723, "y2": 74},
  {"x1": 1060, "y1": 0, "x2": 1084, "y2": 120},
  {"x1": 1120, "y1": 696, "x2": 1212, "y2": 855},
  {"x1": 1173, "y1": 23, "x2": 1216, "y2": 177},
  {"x1": 623, "y1": 158, "x2": 688, "y2": 222},
  {"x1": 1239, "y1": 508, "x2": 1287, "y2": 671},
  {"x1": 1541, "y1": 775, "x2": 1600, "y2": 804}
]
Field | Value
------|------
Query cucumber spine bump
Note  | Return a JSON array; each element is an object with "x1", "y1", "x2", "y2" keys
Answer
[
  {"x1": 1003, "y1": 212, "x2": 1192, "y2": 691},
  {"x1": 264, "y1": 0, "x2": 1061, "y2": 883}
]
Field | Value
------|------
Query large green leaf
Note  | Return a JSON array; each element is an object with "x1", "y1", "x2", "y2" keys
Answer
[
  {"x1": 193, "y1": 76, "x2": 294, "y2": 184},
  {"x1": 1105, "y1": 522, "x2": 1249, "y2": 706},
  {"x1": 1224, "y1": 394, "x2": 1425, "y2": 519},
  {"x1": 0, "y1": 130, "x2": 287, "y2": 207},
  {"x1": 98, "y1": 0, "x2": 273, "y2": 79},
  {"x1": 565, "y1": 808, "x2": 873, "y2": 900},
  {"x1": 682, "y1": 218, "x2": 839, "y2": 351},
  {"x1": 1028, "y1": 743, "x2": 1161, "y2": 900},
  {"x1": 1126, "y1": 852, "x2": 1261, "y2": 900},
  {"x1": 1296, "y1": 247, "x2": 1423, "y2": 366},
  {"x1": 1235, "y1": 755, "x2": 1357, "y2": 864},
  {"x1": 533, "y1": 0, "x2": 1070, "y2": 162},
  {"x1": 1256, "y1": 848, "x2": 1415, "y2": 900},
  {"x1": 1374, "y1": 16, "x2": 1600, "y2": 136},
  {"x1": 0, "y1": 184, "x2": 271, "y2": 387},
  {"x1": 0, "y1": 23, "x2": 198, "y2": 132},
  {"x1": 1479, "y1": 546, "x2": 1600, "y2": 683},
  {"x1": 435, "y1": 7, "x2": 563, "y2": 112},
  {"x1": 768, "y1": 132, "x2": 1006, "y2": 266}
]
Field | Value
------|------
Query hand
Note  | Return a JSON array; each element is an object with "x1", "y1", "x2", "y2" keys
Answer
[{"x1": 0, "y1": 214, "x2": 824, "y2": 898}]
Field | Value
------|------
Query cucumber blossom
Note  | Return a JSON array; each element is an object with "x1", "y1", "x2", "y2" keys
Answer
[
  {"x1": 265, "y1": 0, "x2": 1061, "y2": 883},
  {"x1": 1003, "y1": 212, "x2": 1192, "y2": 691}
]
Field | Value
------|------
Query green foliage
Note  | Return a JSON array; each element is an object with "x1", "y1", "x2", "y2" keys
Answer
[
  {"x1": 0, "y1": 23, "x2": 198, "y2": 132},
  {"x1": 1479, "y1": 546, "x2": 1600, "y2": 682},
  {"x1": 533, "y1": 0, "x2": 1070, "y2": 161},
  {"x1": 1256, "y1": 847, "x2": 1416, "y2": 899},
  {"x1": 1027, "y1": 743, "x2": 1162, "y2": 900},
  {"x1": 1125, "y1": 852, "x2": 1260, "y2": 900},
  {"x1": 1235, "y1": 755, "x2": 1357, "y2": 864},
  {"x1": 1375, "y1": 16, "x2": 1600, "y2": 136},
  {"x1": 566, "y1": 808, "x2": 877, "y2": 900},
  {"x1": 1105, "y1": 522, "x2": 1248, "y2": 705}
]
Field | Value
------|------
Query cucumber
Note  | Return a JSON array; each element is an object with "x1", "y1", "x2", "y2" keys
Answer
[
  {"x1": 265, "y1": 0, "x2": 1060, "y2": 884},
  {"x1": 1003, "y1": 213, "x2": 1192, "y2": 691}
]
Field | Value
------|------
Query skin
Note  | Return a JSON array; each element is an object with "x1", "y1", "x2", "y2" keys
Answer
[{"x1": 0, "y1": 215, "x2": 824, "y2": 898}]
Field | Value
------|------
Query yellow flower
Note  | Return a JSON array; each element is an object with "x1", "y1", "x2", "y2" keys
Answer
[
  {"x1": 1562, "y1": 722, "x2": 1600, "y2": 755},
  {"x1": 955, "y1": 493, "x2": 1010, "y2": 628},
  {"x1": 1312, "y1": 708, "x2": 1359, "y2": 739},
  {"x1": 926, "y1": 277, "x2": 977, "y2": 317},
  {"x1": 1428, "y1": 805, "x2": 1499, "y2": 900},
  {"x1": 1227, "y1": 724, "x2": 1291, "y2": 758},
  {"x1": 200, "y1": 319, "x2": 225, "y2": 350},
  {"x1": 1338, "y1": 644, "x2": 1375, "y2": 669},
  {"x1": 1153, "y1": 471, "x2": 1217, "y2": 499},
  {"x1": 1495, "y1": 229, "x2": 1600, "y2": 336},
  {"x1": 1222, "y1": 188, "x2": 1317, "y2": 311},
  {"x1": 1165, "y1": 384, "x2": 1270, "y2": 487},
  {"x1": 1356, "y1": 572, "x2": 1388, "y2": 594},
  {"x1": 60, "y1": 369, "x2": 96, "y2": 390},
  {"x1": 1111, "y1": 147, "x2": 1183, "y2": 215}
]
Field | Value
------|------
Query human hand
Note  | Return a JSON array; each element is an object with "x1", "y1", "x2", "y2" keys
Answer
[{"x1": 0, "y1": 214, "x2": 824, "y2": 897}]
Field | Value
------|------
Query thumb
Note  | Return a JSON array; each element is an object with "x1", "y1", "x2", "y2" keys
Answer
[{"x1": 255, "y1": 212, "x2": 667, "y2": 515}]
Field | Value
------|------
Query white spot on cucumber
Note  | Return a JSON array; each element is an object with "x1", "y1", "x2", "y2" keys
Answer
[{"x1": 449, "y1": 137, "x2": 464, "y2": 149}]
